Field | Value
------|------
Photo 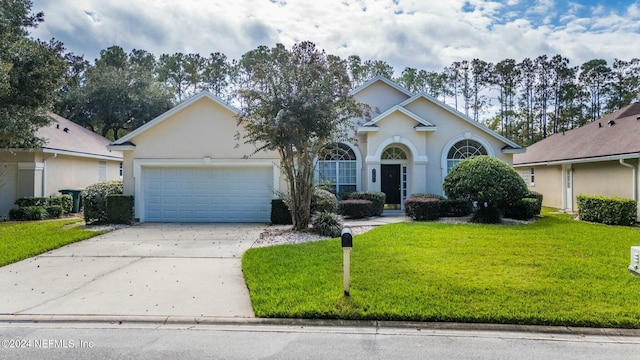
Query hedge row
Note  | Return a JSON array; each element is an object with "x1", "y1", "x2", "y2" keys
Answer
[
  {"x1": 577, "y1": 194, "x2": 637, "y2": 226},
  {"x1": 404, "y1": 194, "x2": 472, "y2": 221},
  {"x1": 9, "y1": 195, "x2": 73, "y2": 221}
]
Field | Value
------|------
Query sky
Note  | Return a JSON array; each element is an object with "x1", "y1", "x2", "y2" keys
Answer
[{"x1": 29, "y1": 0, "x2": 640, "y2": 74}]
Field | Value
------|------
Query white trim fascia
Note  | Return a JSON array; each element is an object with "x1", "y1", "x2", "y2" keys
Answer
[
  {"x1": 350, "y1": 75, "x2": 414, "y2": 97},
  {"x1": 400, "y1": 93, "x2": 523, "y2": 150},
  {"x1": 502, "y1": 148, "x2": 526, "y2": 154},
  {"x1": 415, "y1": 126, "x2": 438, "y2": 132},
  {"x1": 513, "y1": 153, "x2": 640, "y2": 167},
  {"x1": 357, "y1": 126, "x2": 380, "y2": 133},
  {"x1": 132, "y1": 158, "x2": 280, "y2": 222},
  {"x1": 113, "y1": 91, "x2": 239, "y2": 145},
  {"x1": 41, "y1": 148, "x2": 123, "y2": 161},
  {"x1": 363, "y1": 105, "x2": 436, "y2": 128},
  {"x1": 18, "y1": 162, "x2": 44, "y2": 170},
  {"x1": 107, "y1": 144, "x2": 136, "y2": 151}
]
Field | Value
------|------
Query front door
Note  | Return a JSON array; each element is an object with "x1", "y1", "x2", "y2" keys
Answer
[
  {"x1": 565, "y1": 166, "x2": 573, "y2": 212},
  {"x1": 381, "y1": 164, "x2": 401, "y2": 207}
]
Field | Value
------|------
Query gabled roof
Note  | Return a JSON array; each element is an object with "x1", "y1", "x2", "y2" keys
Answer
[
  {"x1": 32, "y1": 114, "x2": 122, "y2": 161},
  {"x1": 399, "y1": 93, "x2": 523, "y2": 151},
  {"x1": 110, "y1": 91, "x2": 238, "y2": 146},
  {"x1": 358, "y1": 105, "x2": 437, "y2": 132},
  {"x1": 513, "y1": 102, "x2": 640, "y2": 165},
  {"x1": 350, "y1": 75, "x2": 414, "y2": 97}
]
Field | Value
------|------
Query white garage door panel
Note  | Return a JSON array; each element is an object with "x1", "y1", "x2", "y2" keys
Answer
[{"x1": 142, "y1": 166, "x2": 272, "y2": 222}]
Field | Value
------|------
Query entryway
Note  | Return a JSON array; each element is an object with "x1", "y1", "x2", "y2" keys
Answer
[{"x1": 381, "y1": 164, "x2": 401, "y2": 209}]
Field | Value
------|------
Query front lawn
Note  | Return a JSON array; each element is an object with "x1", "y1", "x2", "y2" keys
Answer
[
  {"x1": 242, "y1": 211, "x2": 640, "y2": 328},
  {"x1": 0, "y1": 218, "x2": 104, "y2": 267}
]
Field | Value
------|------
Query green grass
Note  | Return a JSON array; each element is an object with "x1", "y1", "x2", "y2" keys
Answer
[
  {"x1": 242, "y1": 210, "x2": 640, "y2": 328},
  {"x1": 0, "y1": 218, "x2": 104, "y2": 267}
]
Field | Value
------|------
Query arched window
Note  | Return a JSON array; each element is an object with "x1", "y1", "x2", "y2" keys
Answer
[
  {"x1": 318, "y1": 143, "x2": 357, "y2": 194},
  {"x1": 381, "y1": 147, "x2": 407, "y2": 160},
  {"x1": 446, "y1": 139, "x2": 487, "y2": 172}
]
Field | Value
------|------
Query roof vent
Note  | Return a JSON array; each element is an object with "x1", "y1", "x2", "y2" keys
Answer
[
  {"x1": 63, "y1": 127, "x2": 70, "y2": 133},
  {"x1": 608, "y1": 120, "x2": 616, "y2": 126}
]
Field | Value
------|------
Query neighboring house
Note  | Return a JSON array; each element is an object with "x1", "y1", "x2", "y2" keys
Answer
[
  {"x1": 513, "y1": 102, "x2": 640, "y2": 218},
  {"x1": 109, "y1": 76, "x2": 523, "y2": 223},
  {"x1": 0, "y1": 114, "x2": 123, "y2": 217}
]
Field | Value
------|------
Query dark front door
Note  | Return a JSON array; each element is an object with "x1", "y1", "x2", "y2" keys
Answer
[{"x1": 381, "y1": 164, "x2": 401, "y2": 205}]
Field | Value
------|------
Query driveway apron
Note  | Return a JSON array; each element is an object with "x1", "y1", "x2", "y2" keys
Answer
[{"x1": 0, "y1": 223, "x2": 264, "y2": 319}]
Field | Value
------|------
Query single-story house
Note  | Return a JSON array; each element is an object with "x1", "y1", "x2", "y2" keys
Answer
[
  {"x1": 109, "y1": 76, "x2": 523, "y2": 223},
  {"x1": 513, "y1": 102, "x2": 640, "y2": 218},
  {"x1": 0, "y1": 114, "x2": 123, "y2": 217}
]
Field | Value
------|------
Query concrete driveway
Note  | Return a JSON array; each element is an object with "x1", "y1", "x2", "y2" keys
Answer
[{"x1": 0, "y1": 223, "x2": 264, "y2": 320}]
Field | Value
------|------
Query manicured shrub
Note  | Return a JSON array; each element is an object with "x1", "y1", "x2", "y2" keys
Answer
[
  {"x1": 45, "y1": 205, "x2": 63, "y2": 218},
  {"x1": 577, "y1": 194, "x2": 637, "y2": 226},
  {"x1": 339, "y1": 199, "x2": 374, "y2": 219},
  {"x1": 311, "y1": 211, "x2": 343, "y2": 237},
  {"x1": 503, "y1": 198, "x2": 538, "y2": 220},
  {"x1": 439, "y1": 199, "x2": 472, "y2": 217},
  {"x1": 271, "y1": 199, "x2": 293, "y2": 225},
  {"x1": 8, "y1": 207, "x2": 29, "y2": 221},
  {"x1": 310, "y1": 188, "x2": 338, "y2": 214},
  {"x1": 14, "y1": 197, "x2": 48, "y2": 207},
  {"x1": 345, "y1": 192, "x2": 386, "y2": 216},
  {"x1": 82, "y1": 181, "x2": 123, "y2": 224},
  {"x1": 25, "y1": 206, "x2": 48, "y2": 220},
  {"x1": 443, "y1": 156, "x2": 528, "y2": 224},
  {"x1": 48, "y1": 195, "x2": 73, "y2": 214},
  {"x1": 106, "y1": 195, "x2": 134, "y2": 224},
  {"x1": 472, "y1": 205, "x2": 502, "y2": 224},
  {"x1": 524, "y1": 191, "x2": 543, "y2": 215},
  {"x1": 404, "y1": 197, "x2": 441, "y2": 221},
  {"x1": 411, "y1": 193, "x2": 445, "y2": 200}
]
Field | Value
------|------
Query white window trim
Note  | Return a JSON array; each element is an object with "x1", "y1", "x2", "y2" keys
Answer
[
  {"x1": 315, "y1": 142, "x2": 362, "y2": 193},
  {"x1": 441, "y1": 133, "x2": 494, "y2": 191}
]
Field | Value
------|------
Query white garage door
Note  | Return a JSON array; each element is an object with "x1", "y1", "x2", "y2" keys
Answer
[
  {"x1": 142, "y1": 166, "x2": 273, "y2": 222},
  {"x1": 0, "y1": 164, "x2": 18, "y2": 217}
]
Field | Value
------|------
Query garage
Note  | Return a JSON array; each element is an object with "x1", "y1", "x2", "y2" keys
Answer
[{"x1": 142, "y1": 166, "x2": 273, "y2": 222}]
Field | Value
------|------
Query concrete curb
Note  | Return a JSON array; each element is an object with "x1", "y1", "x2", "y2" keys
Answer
[{"x1": 1, "y1": 314, "x2": 639, "y2": 337}]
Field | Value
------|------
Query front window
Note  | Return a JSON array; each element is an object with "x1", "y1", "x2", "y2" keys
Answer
[
  {"x1": 318, "y1": 143, "x2": 357, "y2": 195},
  {"x1": 446, "y1": 139, "x2": 487, "y2": 172}
]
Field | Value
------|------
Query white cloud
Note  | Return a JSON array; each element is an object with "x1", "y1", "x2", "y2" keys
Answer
[{"x1": 29, "y1": 0, "x2": 640, "y2": 73}]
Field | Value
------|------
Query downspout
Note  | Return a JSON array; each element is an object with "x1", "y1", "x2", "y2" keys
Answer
[
  {"x1": 619, "y1": 159, "x2": 637, "y2": 202},
  {"x1": 42, "y1": 153, "x2": 57, "y2": 197}
]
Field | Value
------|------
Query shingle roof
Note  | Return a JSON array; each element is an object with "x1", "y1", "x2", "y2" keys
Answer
[
  {"x1": 513, "y1": 103, "x2": 640, "y2": 165},
  {"x1": 36, "y1": 114, "x2": 122, "y2": 160}
]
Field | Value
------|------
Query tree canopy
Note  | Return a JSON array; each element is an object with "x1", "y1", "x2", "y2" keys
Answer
[
  {"x1": 0, "y1": 0, "x2": 66, "y2": 148},
  {"x1": 443, "y1": 156, "x2": 528, "y2": 223},
  {"x1": 236, "y1": 41, "x2": 363, "y2": 231}
]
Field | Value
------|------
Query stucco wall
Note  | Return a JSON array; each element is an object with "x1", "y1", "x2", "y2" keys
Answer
[
  {"x1": 523, "y1": 165, "x2": 563, "y2": 209},
  {"x1": 45, "y1": 155, "x2": 121, "y2": 196},
  {"x1": 573, "y1": 160, "x2": 636, "y2": 200},
  {"x1": 122, "y1": 96, "x2": 282, "y2": 195},
  {"x1": 354, "y1": 81, "x2": 411, "y2": 116},
  {"x1": 519, "y1": 159, "x2": 639, "y2": 214}
]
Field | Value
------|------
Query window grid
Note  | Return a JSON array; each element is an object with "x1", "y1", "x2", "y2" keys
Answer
[
  {"x1": 446, "y1": 140, "x2": 487, "y2": 173},
  {"x1": 318, "y1": 144, "x2": 357, "y2": 194}
]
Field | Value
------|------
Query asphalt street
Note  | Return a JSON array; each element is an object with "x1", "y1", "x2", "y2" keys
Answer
[{"x1": 1, "y1": 322, "x2": 639, "y2": 360}]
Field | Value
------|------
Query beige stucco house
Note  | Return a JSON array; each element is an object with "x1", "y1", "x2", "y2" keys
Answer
[
  {"x1": 109, "y1": 76, "x2": 523, "y2": 223},
  {"x1": 0, "y1": 114, "x2": 123, "y2": 217},
  {"x1": 513, "y1": 102, "x2": 640, "y2": 219}
]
